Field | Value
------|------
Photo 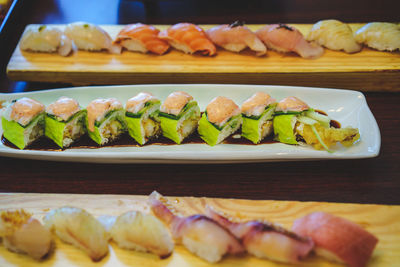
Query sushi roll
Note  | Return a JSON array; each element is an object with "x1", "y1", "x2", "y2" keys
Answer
[
  {"x1": 307, "y1": 20, "x2": 362, "y2": 53},
  {"x1": 44, "y1": 207, "x2": 109, "y2": 261},
  {"x1": 256, "y1": 24, "x2": 324, "y2": 59},
  {"x1": 292, "y1": 212, "x2": 378, "y2": 267},
  {"x1": 86, "y1": 98, "x2": 126, "y2": 145},
  {"x1": 19, "y1": 25, "x2": 73, "y2": 56},
  {"x1": 1, "y1": 97, "x2": 45, "y2": 149},
  {"x1": 198, "y1": 96, "x2": 242, "y2": 146},
  {"x1": 110, "y1": 211, "x2": 174, "y2": 258},
  {"x1": 159, "y1": 91, "x2": 200, "y2": 144},
  {"x1": 125, "y1": 92, "x2": 161, "y2": 145},
  {"x1": 0, "y1": 209, "x2": 52, "y2": 260},
  {"x1": 354, "y1": 22, "x2": 400, "y2": 52},
  {"x1": 241, "y1": 92, "x2": 276, "y2": 144},
  {"x1": 114, "y1": 23, "x2": 170, "y2": 55},
  {"x1": 45, "y1": 96, "x2": 86, "y2": 148},
  {"x1": 273, "y1": 96, "x2": 360, "y2": 151},
  {"x1": 64, "y1": 22, "x2": 122, "y2": 54},
  {"x1": 206, "y1": 21, "x2": 267, "y2": 56},
  {"x1": 159, "y1": 23, "x2": 216, "y2": 56}
]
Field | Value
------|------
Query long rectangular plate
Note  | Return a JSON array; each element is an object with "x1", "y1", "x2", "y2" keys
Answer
[
  {"x1": 0, "y1": 193, "x2": 398, "y2": 266},
  {"x1": 6, "y1": 24, "x2": 400, "y2": 91},
  {"x1": 0, "y1": 84, "x2": 380, "y2": 163}
]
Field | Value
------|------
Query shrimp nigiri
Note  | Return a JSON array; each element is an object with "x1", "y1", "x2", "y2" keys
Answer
[
  {"x1": 292, "y1": 212, "x2": 378, "y2": 267},
  {"x1": 148, "y1": 191, "x2": 244, "y2": 263},
  {"x1": 64, "y1": 22, "x2": 121, "y2": 54},
  {"x1": 159, "y1": 23, "x2": 216, "y2": 56},
  {"x1": 256, "y1": 24, "x2": 324, "y2": 59},
  {"x1": 44, "y1": 206, "x2": 109, "y2": 261},
  {"x1": 114, "y1": 23, "x2": 170, "y2": 55},
  {"x1": 19, "y1": 25, "x2": 73, "y2": 56},
  {"x1": 0, "y1": 210, "x2": 52, "y2": 260},
  {"x1": 206, "y1": 206, "x2": 314, "y2": 263},
  {"x1": 206, "y1": 21, "x2": 266, "y2": 56},
  {"x1": 110, "y1": 211, "x2": 174, "y2": 258}
]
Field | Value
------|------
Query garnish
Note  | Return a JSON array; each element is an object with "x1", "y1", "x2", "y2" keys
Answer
[
  {"x1": 277, "y1": 23, "x2": 293, "y2": 31},
  {"x1": 230, "y1": 21, "x2": 245, "y2": 28}
]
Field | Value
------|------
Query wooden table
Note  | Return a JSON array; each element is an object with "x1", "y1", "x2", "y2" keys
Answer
[{"x1": 0, "y1": 0, "x2": 399, "y2": 206}]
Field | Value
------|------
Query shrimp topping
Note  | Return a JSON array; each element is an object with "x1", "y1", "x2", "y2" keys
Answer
[
  {"x1": 46, "y1": 96, "x2": 80, "y2": 121},
  {"x1": 160, "y1": 91, "x2": 193, "y2": 116}
]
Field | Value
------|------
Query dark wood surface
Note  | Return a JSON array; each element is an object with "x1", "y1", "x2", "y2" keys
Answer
[{"x1": 0, "y1": 0, "x2": 399, "y2": 205}]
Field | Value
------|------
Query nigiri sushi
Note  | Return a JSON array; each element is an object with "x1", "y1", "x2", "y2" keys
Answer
[
  {"x1": 159, "y1": 91, "x2": 200, "y2": 144},
  {"x1": 206, "y1": 21, "x2": 266, "y2": 56},
  {"x1": 125, "y1": 92, "x2": 161, "y2": 145},
  {"x1": 0, "y1": 210, "x2": 52, "y2": 260},
  {"x1": 1, "y1": 97, "x2": 45, "y2": 149},
  {"x1": 114, "y1": 23, "x2": 170, "y2": 55},
  {"x1": 354, "y1": 22, "x2": 400, "y2": 51},
  {"x1": 19, "y1": 25, "x2": 73, "y2": 56},
  {"x1": 64, "y1": 22, "x2": 121, "y2": 54},
  {"x1": 273, "y1": 96, "x2": 360, "y2": 151},
  {"x1": 206, "y1": 206, "x2": 314, "y2": 263},
  {"x1": 110, "y1": 211, "x2": 174, "y2": 258},
  {"x1": 159, "y1": 23, "x2": 216, "y2": 56},
  {"x1": 307, "y1": 20, "x2": 362, "y2": 53},
  {"x1": 45, "y1": 96, "x2": 86, "y2": 148},
  {"x1": 256, "y1": 24, "x2": 324, "y2": 59},
  {"x1": 241, "y1": 92, "x2": 277, "y2": 144},
  {"x1": 292, "y1": 212, "x2": 378, "y2": 267},
  {"x1": 44, "y1": 206, "x2": 109, "y2": 261},
  {"x1": 197, "y1": 96, "x2": 242, "y2": 146},
  {"x1": 149, "y1": 191, "x2": 244, "y2": 263},
  {"x1": 86, "y1": 98, "x2": 126, "y2": 145}
]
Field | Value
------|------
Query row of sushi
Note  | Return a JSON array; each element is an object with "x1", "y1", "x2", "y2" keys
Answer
[
  {"x1": 0, "y1": 191, "x2": 378, "y2": 266},
  {"x1": 20, "y1": 20, "x2": 400, "y2": 59},
  {"x1": 1, "y1": 91, "x2": 360, "y2": 151}
]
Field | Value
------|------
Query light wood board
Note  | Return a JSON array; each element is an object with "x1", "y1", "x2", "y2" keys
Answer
[
  {"x1": 6, "y1": 24, "x2": 400, "y2": 92},
  {"x1": 0, "y1": 193, "x2": 399, "y2": 266}
]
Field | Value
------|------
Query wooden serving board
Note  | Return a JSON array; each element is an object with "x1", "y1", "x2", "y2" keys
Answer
[
  {"x1": 6, "y1": 24, "x2": 400, "y2": 92},
  {"x1": 0, "y1": 193, "x2": 399, "y2": 266}
]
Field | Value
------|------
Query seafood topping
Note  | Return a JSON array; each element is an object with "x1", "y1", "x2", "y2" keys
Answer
[
  {"x1": 86, "y1": 98, "x2": 122, "y2": 132},
  {"x1": 206, "y1": 206, "x2": 314, "y2": 263},
  {"x1": 46, "y1": 96, "x2": 80, "y2": 121},
  {"x1": 126, "y1": 92, "x2": 157, "y2": 114},
  {"x1": 241, "y1": 92, "x2": 276, "y2": 116},
  {"x1": 0, "y1": 210, "x2": 52, "y2": 260},
  {"x1": 8, "y1": 97, "x2": 45, "y2": 126},
  {"x1": 149, "y1": 191, "x2": 244, "y2": 263},
  {"x1": 206, "y1": 96, "x2": 240, "y2": 127},
  {"x1": 160, "y1": 91, "x2": 193, "y2": 116},
  {"x1": 276, "y1": 96, "x2": 309, "y2": 112},
  {"x1": 292, "y1": 212, "x2": 378, "y2": 267}
]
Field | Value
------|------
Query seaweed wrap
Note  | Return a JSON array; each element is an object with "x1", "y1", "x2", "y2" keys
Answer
[
  {"x1": 198, "y1": 96, "x2": 242, "y2": 146},
  {"x1": 1, "y1": 97, "x2": 45, "y2": 149},
  {"x1": 86, "y1": 98, "x2": 126, "y2": 145},
  {"x1": 45, "y1": 96, "x2": 86, "y2": 148},
  {"x1": 159, "y1": 91, "x2": 200, "y2": 144},
  {"x1": 125, "y1": 92, "x2": 161, "y2": 145},
  {"x1": 241, "y1": 92, "x2": 276, "y2": 144},
  {"x1": 273, "y1": 96, "x2": 360, "y2": 151}
]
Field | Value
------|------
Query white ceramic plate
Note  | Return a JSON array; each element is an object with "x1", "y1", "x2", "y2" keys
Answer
[{"x1": 0, "y1": 84, "x2": 380, "y2": 163}]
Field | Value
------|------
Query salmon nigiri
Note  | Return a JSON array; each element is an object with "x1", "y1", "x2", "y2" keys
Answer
[
  {"x1": 159, "y1": 23, "x2": 216, "y2": 56},
  {"x1": 256, "y1": 24, "x2": 324, "y2": 59},
  {"x1": 149, "y1": 191, "x2": 244, "y2": 263},
  {"x1": 206, "y1": 21, "x2": 267, "y2": 56},
  {"x1": 292, "y1": 212, "x2": 378, "y2": 267},
  {"x1": 114, "y1": 23, "x2": 170, "y2": 55}
]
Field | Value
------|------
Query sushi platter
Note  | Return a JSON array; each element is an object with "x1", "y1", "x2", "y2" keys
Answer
[
  {"x1": 0, "y1": 84, "x2": 380, "y2": 163},
  {"x1": 6, "y1": 24, "x2": 400, "y2": 92},
  {"x1": 0, "y1": 192, "x2": 399, "y2": 267}
]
